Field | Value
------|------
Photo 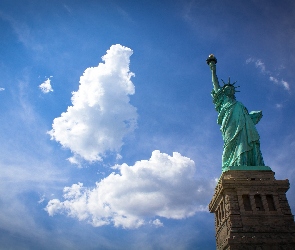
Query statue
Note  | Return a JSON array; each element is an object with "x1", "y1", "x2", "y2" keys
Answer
[{"x1": 207, "y1": 54, "x2": 266, "y2": 172}]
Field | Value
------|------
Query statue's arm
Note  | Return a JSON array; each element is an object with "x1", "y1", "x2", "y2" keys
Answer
[{"x1": 209, "y1": 61, "x2": 220, "y2": 92}]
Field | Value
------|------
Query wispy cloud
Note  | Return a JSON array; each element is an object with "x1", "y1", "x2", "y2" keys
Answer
[
  {"x1": 0, "y1": 101, "x2": 65, "y2": 244},
  {"x1": 63, "y1": 4, "x2": 72, "y2": 14},
  {"x1": 39, "y1": 78, "x2": 53, "y2": 93},
  {"x1": 246, "y1": 58, "x2": 268, "y2": 73},
  {"x1": 269, "y1": 76, "x2": 290, "y2": 91},
  {"x1": 48, "y1": 44, "x2": 137, "y2": 164},
  {"x1": 46, "y1": 150, "x2": 213, "y2": 229},
  {"x1": 246, "y1": 58, "x2": 290, "y2": 91},
  {"x1": 276, "y1": 103, "x2": 283, "y2": 109},
  {"x1": 0, "y1": 11, "x2": 43, "y2": 52},
  {"x1": 0, "y1": 87, "x2": 5, "y2": 91}
]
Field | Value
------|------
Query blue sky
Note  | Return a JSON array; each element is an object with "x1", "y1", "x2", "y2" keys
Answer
[{"x1": 0, "y1": 0, "x2": 294, "y2": 249}]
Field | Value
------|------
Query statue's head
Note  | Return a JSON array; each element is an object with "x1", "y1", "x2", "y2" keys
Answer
[
  {"x1": 221, "y1": 77, "x2": 239, "y2": 99},
  {"x1": 223, "y1": 84, "x2": 236, "y2": 98}
]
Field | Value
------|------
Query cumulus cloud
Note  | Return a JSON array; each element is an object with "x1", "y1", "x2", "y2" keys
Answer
[
  {"x1": 48, "y1": 44, "x2": 137, "y2": 163},
  {"x1": 45, "y1": 150, "x2": 212, "y2": 229},
  {"x1": 246, "y1": 58, "x2": 290, "y2": 91},
  {"x1": 39, "y1": 78, "x2": 53, "y2": 93}
]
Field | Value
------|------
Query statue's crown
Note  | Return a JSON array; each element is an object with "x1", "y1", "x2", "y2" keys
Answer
[{"x1": 221, "y1": 77, "x2": 240, "y2": 92}]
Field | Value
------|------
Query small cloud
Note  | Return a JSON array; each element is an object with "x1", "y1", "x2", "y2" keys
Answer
[
  {"x1": 280, "y1": 80, "x2": 290, "y2": 90},
  {"x1": 0, "y1": 87, "x2": 5, "y2": 91},
  {"x1": 246, "y1": 58, "x2": 267, "y2": 73},
  {"x1": 255, "y1": 59, "x2": 266, "y2": 73},
  {"x1": 39, "y1": 78, "x2": 53, "y2": 93},
  {"x1": 247, "y1": 58, "x2": 290, "y2": 91},
  {"x1": 276, "y1": 103, "x2": 283, "y2": 109},
  {"x1": 67, "y1": 155, "x2": 83, "y2": 168},
  {"x1": 269, "y1": 76, "x2": 278, "y2": 83},
  {"x1": 269, "y1": 77, "x2": 290, "y2": 90},
  {"x1": 116, "y1": 154, "x2": 122, "y2": 160},
  {"x1": 151, "y1": 219, "x2": 163, "y2": 227},
  {"x1": 38, "y1": 195, "x2": 45, "y2": 204},
  {"x1": 245, "y1": 58, "x2": 252, "y2": 64}
]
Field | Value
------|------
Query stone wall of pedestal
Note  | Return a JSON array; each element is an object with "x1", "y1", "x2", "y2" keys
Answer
[{"x1": 209, "y1": 170, "x2": 295, "y2": 250}]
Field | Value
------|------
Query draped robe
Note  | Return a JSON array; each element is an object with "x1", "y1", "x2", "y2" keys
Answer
[{"x1": 212, "y1": 88, "x2": 265, "y2": 171}]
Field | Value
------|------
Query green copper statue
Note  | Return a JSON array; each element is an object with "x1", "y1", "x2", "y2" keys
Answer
[{"x1": 207, "y1": 54, "x2": 267, "y2": 172}]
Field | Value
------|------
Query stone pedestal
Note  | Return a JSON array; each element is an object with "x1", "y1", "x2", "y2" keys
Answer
[{"x1": 209, "y1": 170, "x2": 295, "y2": 250}]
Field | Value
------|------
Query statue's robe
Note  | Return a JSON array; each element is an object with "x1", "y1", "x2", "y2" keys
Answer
[{"x1": 212, "y1": 89, "x2": 265, "y2": 171}]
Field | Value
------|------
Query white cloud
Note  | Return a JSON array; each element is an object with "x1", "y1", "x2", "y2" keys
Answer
[
  {"x1": 0, "y1": 87, "x2": 5, "y2": 91},
  {"x1": 269, "y1": 76, "x2": 278, "y2": 83},
  {"x1": 254, "y1": 59, "x2": 266, "y2": 73},
  {"x1": 39, "y1": 78, "x2": 53, "y2": 93},
  {"x1": 45, "y1": 150, "x2": 212, "y2": 229},
  {"x1": 246, "y1": 58, "x2": 290, "y2": 91},
  {"x1": 246, "y1": 58, "x2": 267, "y2": 73},
  {"x1": 38, "y1": 195, "x2": 45, "y2": 204},
  {"x1": 270, "y1": 76, "x2": 290, "y2": 90},
  {"x1": 48, "y1": 44, "x2": 137, "y2": 163},
  {"x1": 280, "y1": 80, "x2": 290, "y2": 90},
  {"x1": 116, "y1": 154, "x2": 122, "y2": 160},
  {"x1": 151, "y1": 219, "x2": 163, "y2": 227}
]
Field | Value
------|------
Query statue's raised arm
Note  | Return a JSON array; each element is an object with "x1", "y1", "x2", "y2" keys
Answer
[{"x1": 206, "y1": 54, "x2": 220, "y2": 92}]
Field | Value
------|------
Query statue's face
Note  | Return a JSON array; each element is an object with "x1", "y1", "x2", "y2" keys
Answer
[{"x1": 223, "y1": 85, "x2": 235, "y2": 97}]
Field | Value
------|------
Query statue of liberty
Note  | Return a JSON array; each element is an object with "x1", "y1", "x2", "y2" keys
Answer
[{"x1": 206, "y1": 54, "x2": 265, "y2": 172}]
